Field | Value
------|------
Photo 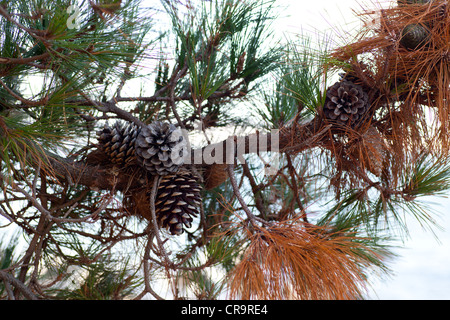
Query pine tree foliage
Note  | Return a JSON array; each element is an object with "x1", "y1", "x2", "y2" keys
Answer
[{"x1": 0, "y1": 0, "x2": 449, "y2": 300}]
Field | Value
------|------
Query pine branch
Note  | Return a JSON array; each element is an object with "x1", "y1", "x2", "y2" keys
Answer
[
  {"x1": 227, "y1": 163, "x2": 259, "y2": 229},
  {"x1": 0, "y1": 52, "x2": 51, "y2": 65},
  {"x1": 0, "y1": 5, "x2": 49, "y2": 43}
]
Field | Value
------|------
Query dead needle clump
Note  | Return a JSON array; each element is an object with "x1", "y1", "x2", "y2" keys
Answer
[{"x1": 228, "y1": 223, "x2": 384, "y2": 300}]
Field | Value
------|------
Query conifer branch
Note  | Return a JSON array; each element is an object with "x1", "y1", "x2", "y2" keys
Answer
[
  {"x1": 227, "y1": 163, "x2": 259, "y2": 229},
  {"x1": 3, "y1": 0, "x2": 448, "y2": 301}
]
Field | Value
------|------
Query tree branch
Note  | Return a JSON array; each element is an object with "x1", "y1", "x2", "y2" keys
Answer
[
  {"x1": 0, "y1": 52, "x2": 51, "y2": 65},
  {"x1": 227, "y1": 163, "x2": 260, "y2": 229},
  {"x1": 0, "y1": 270, "x2": 38, "y2": 300},
  {"x1": 31, "y1": 117, "x2": 326, "y2": 196}
]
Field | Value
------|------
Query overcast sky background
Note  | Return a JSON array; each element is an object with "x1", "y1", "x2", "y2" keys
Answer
[{"x1": 272, "y1": 0, "x2": 450, "y2": 299}]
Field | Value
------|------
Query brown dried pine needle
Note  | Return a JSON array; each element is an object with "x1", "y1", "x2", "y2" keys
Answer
[{"x1": 228, "y1": 222, "x2": 383, "y2": 300}]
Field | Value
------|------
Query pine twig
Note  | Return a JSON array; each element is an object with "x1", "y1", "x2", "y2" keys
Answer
[
  {"x1": 148, "y1": 176, "x2": 172, "y2": 265},
  {"x1": 0, "y1": 270, "x2": 38, "y2": 300},
  {"x1": 0, "y1": 5, "x2": 49, "y2": 44},
  {"x1": 241, "y1": 161, "x2": 267, "y2": 217},
  {"x1": 227, "y1": 163, "x2": 261, "y2": 229},
  {"x1": 0, "y1": 79, "x2": 49, "y2": 106},
  {"x1": 166, "y1": 63, "x2": 189, "y2": 129}
]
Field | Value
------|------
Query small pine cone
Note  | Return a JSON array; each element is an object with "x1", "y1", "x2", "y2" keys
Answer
[
  {"x1": 135, "y1": 121, "x2": 187, "y2": 176},
  {"x1": 97, "y1": 121, "x2": 140, "y2": 166},
  {"x1": 155, "y1": 171, "x2": 202, "y2": 235},
  {"x1": 323, "y1": 80, "x2": 369, "y2": 126},
  {"x1": 400, "y1": 24, "x2": 430, "y2": 50}
]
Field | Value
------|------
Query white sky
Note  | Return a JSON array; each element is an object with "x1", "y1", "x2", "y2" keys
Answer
[{"x1": 274, "y1": 0, "x2": 450, "y2": 300}]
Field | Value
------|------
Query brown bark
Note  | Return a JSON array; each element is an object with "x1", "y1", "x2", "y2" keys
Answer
[{"x1": 44, "y1": 117, "x2": 327, "y2": 192}]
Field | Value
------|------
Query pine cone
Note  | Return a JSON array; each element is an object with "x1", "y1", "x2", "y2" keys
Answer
[
  {"x1": 155, "y1": 171, "x2": 202, "y2": 235},
  {"x1": 135, "y1": 121, "x2": 187, "y2": 176},
  {"x1": 323, "y1": 81, "x2": 369, "y2": 126},
  {"x1": 400, "y1": 24, "x2": 430, "y2": 50},
  {"x1": 97, "y1": 121, "x2": 140, "y2": 166}
]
